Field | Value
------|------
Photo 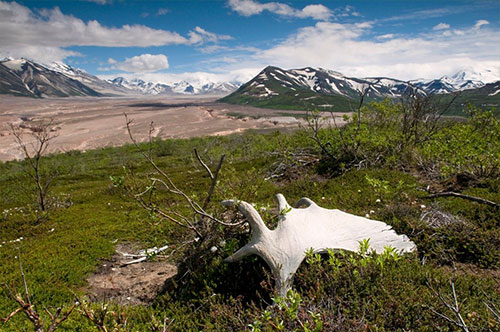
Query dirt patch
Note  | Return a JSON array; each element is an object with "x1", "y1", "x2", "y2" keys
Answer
[{"x1": 86, "y1": 243, "x2": 177, "y2": 305}]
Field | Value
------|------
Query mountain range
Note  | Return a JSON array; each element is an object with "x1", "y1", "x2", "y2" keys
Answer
[
  {"x1": 220, "y1": 66, "x2": 500, "y2": 113},
  {"x1": 110, "y1": 77, "x2": 238, "y2": 95},
  {"x1": 0, "y1": 58, "x2": 498, "y2": 114},
  {"x1": 0, "y1": 58, "x2": 239, "y2": 98}
]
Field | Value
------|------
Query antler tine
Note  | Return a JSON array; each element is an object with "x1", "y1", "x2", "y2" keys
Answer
[
  {"x1": 222, "y1": 200, "x2": 269, "y2": 236},
  {"x1": 224, "y1": 244, "x2": 255, "y2": 263},
  {"x1": 295, "y1": 197, "x2": 316, "y2": 208},
  {"x1": 275, "y1": 194, "x2": 291, "y2": 212}
]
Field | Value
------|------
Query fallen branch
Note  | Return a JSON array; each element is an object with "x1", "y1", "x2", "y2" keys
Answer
[
  {"x1": 120, "y1": 245, "x2": 170, "y2": 266},
  {"x1": 424, "y1": 191, "x2": 499, "y2": 209}
]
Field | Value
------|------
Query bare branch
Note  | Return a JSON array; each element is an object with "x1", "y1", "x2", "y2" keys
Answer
[
  {"x1": 202, "y1": 153, "x2": 225, "y2": 210},
  {"x1": 425, "y1": 192, "x2": 499, "y2": 209},
  {"x1": 124, "y1": 114, "x2": 239, "y2": 236},
  {"x1": 427, "y1": 279, "x2": 470, "y2": 332},
  {"x1": 194, "y1": 148, "x2": 214, "y2": 180}
]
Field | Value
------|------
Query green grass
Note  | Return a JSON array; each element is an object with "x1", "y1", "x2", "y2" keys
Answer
[{"x1": 0, "y1": 124, "x2": 499, "y2": 331}]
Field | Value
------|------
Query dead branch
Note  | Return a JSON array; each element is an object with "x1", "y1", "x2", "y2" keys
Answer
[
  {"x1": 426, "y1": 279, "x2": 470, "y2": 332},
  {"x1": 2, "y1": 254, "x2": 76, "y2": 332},
  {"x1": 123, "y1": 114, "x2": 243, "y2": 239},
  {"x1": 424, "y1": 191, "x2": 499, "y2": 209},
  {"x1": 120, "y1": 245, "x2": 170, "y2": 266}
]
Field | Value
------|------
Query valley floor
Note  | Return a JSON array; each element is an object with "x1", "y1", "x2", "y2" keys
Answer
[{"x1": 0, "y1": 95, "x2": 348, "y2": 161}]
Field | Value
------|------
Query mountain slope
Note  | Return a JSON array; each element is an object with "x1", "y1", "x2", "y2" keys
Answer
[
  {"x1": 48, "y1": 62, "x2": 132, "y2": 96},
  {"x1": 220, "y1": 66, "x2": 500, "y2": 113},
  {"x1": 0, "y1": 59, "x2": 102, "y2": 98}
]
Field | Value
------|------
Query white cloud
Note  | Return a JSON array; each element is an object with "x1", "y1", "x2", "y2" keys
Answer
[
  {"x1": 107, "y1": 54, "x2": 169, "y2": 73},
  {"x1": 433, "y1": 23, "x2": 450, "y2": 30},
  {"x1": 0, "y1": 1, "x2": 230, "y2": 63},
  {"x1": 382, "y1": 7, "x2": 461, "y2": 23},
  {"x1": 474, "y1": 19, "x2": 489, "y2": 29},
  {"x1": 242, "y1": 21, "x2": 500, "y2": 80},
  {"x1": 227, "y1": 0, "x2": 332, "y2": 20},
  {"x1": 189, "y1": 26, "x2": 233, "y2": 44},
  {"x1": 376, "y1": 33, "x2": 394, "y2": 40}
]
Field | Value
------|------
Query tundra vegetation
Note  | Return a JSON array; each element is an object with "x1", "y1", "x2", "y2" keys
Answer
[{"x1": 0, "y1": 97, "x2": 499, "y2": 331}]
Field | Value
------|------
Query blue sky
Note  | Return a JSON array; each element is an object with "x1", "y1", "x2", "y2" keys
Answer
[{"x1": 0, "y1": 0, "x2": 499, "y2": 84}]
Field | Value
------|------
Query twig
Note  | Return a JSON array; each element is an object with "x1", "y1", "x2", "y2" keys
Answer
[
  {"x1": 425, "y1": 192, "x2": 499, "y2": 209},
  {"x1": 426, "y1": 279, "x2": 470, "y2": 332},
  {"x1": 194, "y1": 148, "x2": 214, "y2": 179}
]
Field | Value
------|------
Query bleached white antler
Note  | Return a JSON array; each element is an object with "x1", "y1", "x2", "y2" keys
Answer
[{"x1": 223, "y1": 194, "x2": 416, "y2": 296}]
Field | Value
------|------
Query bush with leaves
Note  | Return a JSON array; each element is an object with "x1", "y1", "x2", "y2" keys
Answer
[
  {"x1": 418, "y1": 107, "x2": 500, "y2": 180},
  {"x1": 308, "y1": 91, "x2": 459, "y2": 174}
]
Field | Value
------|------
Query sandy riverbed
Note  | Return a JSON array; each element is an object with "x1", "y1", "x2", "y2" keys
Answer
[{"x1": 0, "y1": 95, "x2": 349, "y2": 161}]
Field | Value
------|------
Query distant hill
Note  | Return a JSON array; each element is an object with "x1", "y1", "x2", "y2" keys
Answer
[{"x1": 220, "y1": 66, "x2": 500, "y2": 113}]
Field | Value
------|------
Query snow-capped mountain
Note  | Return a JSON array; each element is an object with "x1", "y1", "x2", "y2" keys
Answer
[
  {"x1": 222, "y1": 66, "x2": 416, "y2": 104},
  {"x1": 0, "y1": 58, "x2": 136, "y2": 97},
  {"x1": 410, "y1": 68, "x2": 500, "y2": 94},
  {"x1": 111, "y1": 77, "x2": 174, "y2": 95},
  {"x1": 47, "y1": 61, "x2": 132, "y2": 95},
  {"x1": 221, "y1": 66, "x2": 500, "y2": 111},
  {"x1": 109, "y1": 77, "x2": 239, "y2": 95},
  {"x1": 0, "y1": 58, "x2": 101, "y2": 98}
]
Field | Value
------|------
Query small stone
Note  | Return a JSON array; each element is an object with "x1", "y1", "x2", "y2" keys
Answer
[{"x1": 210, "y1": 246, "x2": 218, "y2": 253}]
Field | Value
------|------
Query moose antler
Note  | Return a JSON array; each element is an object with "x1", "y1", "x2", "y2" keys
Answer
[{"x1": 222, "y1": 194, "x2": 416, "y2": 295}]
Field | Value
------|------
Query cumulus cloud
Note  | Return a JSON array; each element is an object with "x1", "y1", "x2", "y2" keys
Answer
[
  {"x1": 106, "y1": 54, "x2": 169, "y2": 73},
  {"x1": 0, "y1": 1, "x2": 230, "y2": 63},
  {"x1": 433, "y1": 23, "x2": 450, "y2": 30},
  {"x1": 246, "y1": 20, "x2": 500, "y2": 80},
  {"x1": 227, "y1": 0, "x2": 332, "y2": 20}
]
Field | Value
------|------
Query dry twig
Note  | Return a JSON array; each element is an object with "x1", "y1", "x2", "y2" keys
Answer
[{"x1": 1, "y1": 255, "x2": 76, "y2": 332}]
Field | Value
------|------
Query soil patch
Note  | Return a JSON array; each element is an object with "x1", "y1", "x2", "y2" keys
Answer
[{"x1": 86, "y1": 243, "x2": 177, "y2": 305}]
